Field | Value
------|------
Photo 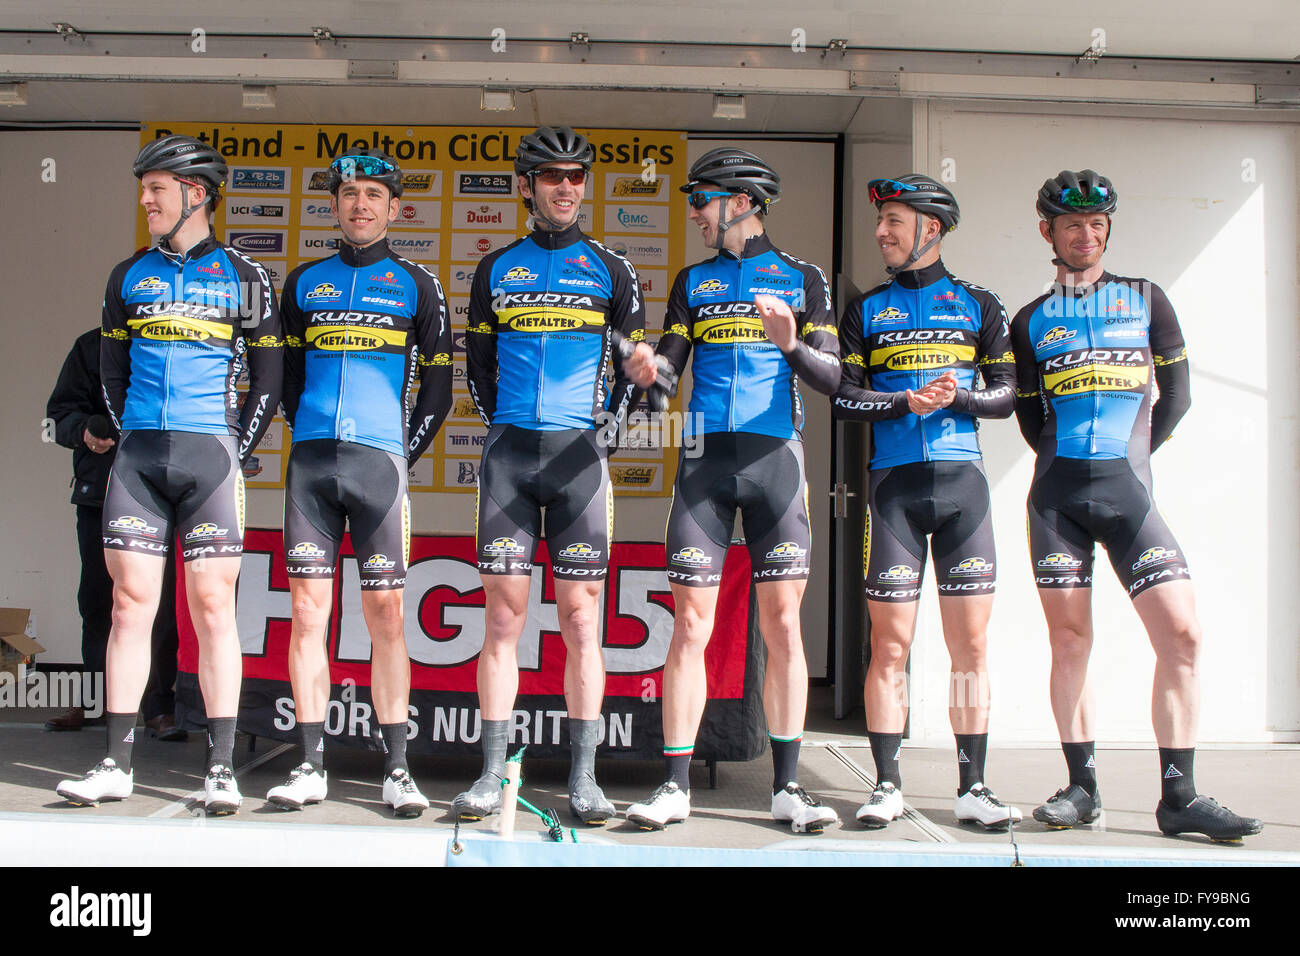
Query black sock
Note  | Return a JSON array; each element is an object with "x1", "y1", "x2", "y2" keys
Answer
[
  {"x1": 299, "y1": 721, "x2": 325, "y2": 772},
  {"x1": 955, "y1": 733, "x2": 988, "y2": 794},
  {"x1": 1062, "y1": 741, "x2": 1098, "y2": 795},
  {"x1": 868, "y1": 730, "x2": 903, "y2": 788},
  {"x1": 379, "y1": 722, "x2": 408, "y2": 776},
  {"x1": 106, "y1": 711, "x2": 137, "y2": 772},
  {"x1": 1159, "y1": 747, "x2": 1196, "y2": 807},
  {"x1": 664, "y1": 749, "x2": 692, "y2": 791},
  {"x1": 770, "y1": 734, "x2": 801, "y2": 793},
  {"x1": 206, "y1": 717, "x2": 236, "y2": 770},
  {"x1": 480, "y1": 719, "x2": 509, "y2": 781}
]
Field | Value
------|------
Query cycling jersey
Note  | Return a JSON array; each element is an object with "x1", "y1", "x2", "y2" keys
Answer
[
  {"x1": 466, "y1": 222, "x2": 644, "y2": 430},
  {"x1": 833, "y1": 260, "x2": 1015, "y2": 468},
  {"x1": 1010, "y1": 273, "x2": 1189, "y2": 468},
  {"x1": 100, "y1": 234, "x2": 282, "y2": 462},
  {"x1": 657, "y1": 233, "x2": 839, "y2": 439},
  {"x1": 281, "y1": 238, "x2": 452, "y2": 464}
]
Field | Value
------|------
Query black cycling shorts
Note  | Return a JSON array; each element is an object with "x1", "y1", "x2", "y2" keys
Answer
[
  {"x1": 475, "y1": 424, "x2": 612, "y2": 580},
  {"x1": 102, "y1": 430, "x2": 245, "y2": 561},
  {"x1": 864, "y1": 460, "x2": 996, "y2": 603},
  {"x1": 665, "y1": 432, "x2": 811, "y2": 588},
  {"x1": 283, "y1": 439, "x2": 410, "y2": 590},
  {"x1": 1028, "y1": 457, "x2": 1189, "y2": 600}
]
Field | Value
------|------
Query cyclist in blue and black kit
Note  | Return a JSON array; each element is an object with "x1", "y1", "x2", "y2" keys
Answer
[
  {"x1": 623, "y1": 147, "x2": 843, "y2": 833},
  {"x1": 268, "y1": 148, "x2": 452, "y2": 817},
  {"x1": 834, "y1": 175, "x2": 1021, "y2": 831},
  {"x1": 1012, "y1": 169, "x2": 1261, "y2": 841},
  {"x1": 56, "y1": 135, "x2": 282, "y2": 814},
  {"x1": 454, "y1": 127, "x2": 644, "y2": 825}
]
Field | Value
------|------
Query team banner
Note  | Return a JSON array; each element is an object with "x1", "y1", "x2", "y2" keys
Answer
[
  {"x1": 139, "y1": 122, "x2": 687, "y2": 497},
  {"x1": 174, "y1": 530, "x2": 767, "y2": 761}
]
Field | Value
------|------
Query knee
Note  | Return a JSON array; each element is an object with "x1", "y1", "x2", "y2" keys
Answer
[
  {"x1": 484, "y1": 596, "x2": 527, "y2": 636},
  {"x1": 366, "y1": 592, "x2": 406, "y2": 640},
  {"x1": 1047, "y1": 621, "x2": 1092, "y2": 662},
  {"x1": 188, "y1": 588, "x2": 232, "y2": 630},
  {"x1": 1157, "y1": 617, "x2": 1201, "y2": 669},
  {"x1": 291, "y1": 592, "x2": 333, "y2": 628},
  {"x1": 670, "y1": 603, "x2": 715, "y2": 657},
  {"x1": 869, "y1": 633, "x2": 910, "y2": 672}
]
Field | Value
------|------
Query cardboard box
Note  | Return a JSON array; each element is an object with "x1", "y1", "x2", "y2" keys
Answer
[{"x1": 0, "y1": 608, "x2": 45, "y2": 682}]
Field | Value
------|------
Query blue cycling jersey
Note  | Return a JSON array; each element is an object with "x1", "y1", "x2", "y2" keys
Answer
[
  {"x1": 100, "y1": 234, "x2": 282, "y2": 463},
  {"x1": 1010, "y1": 273, "x2": 1187, "y2": 464},
  {"x1": 657, "y1": 233, "x2": 839, "y2": 440},
  {"x1": 833, "y1": 260, "x2": 1015, "y2": 468},
  {"x1": 281, "y1": 238, "x2": 452, "y2": 463},
  {"x1": 466, "y1": 223, "x2": 644, "y2": 431}
]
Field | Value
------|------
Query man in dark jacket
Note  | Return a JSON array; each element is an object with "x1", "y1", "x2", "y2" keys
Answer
[{"x1": 45, "y1": 328, "x2": 183, "y2": 738}]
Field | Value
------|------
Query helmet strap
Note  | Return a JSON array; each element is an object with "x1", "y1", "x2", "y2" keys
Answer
[
  {"x1": 158, "y1": 177, "x2": 212, "y2": 252},
  {"x1": 886, "y1": 212, "x2": 942, "y2": 275},
  {"x1": 712, "y1": 196, "x2": 761, "y2": 251}
]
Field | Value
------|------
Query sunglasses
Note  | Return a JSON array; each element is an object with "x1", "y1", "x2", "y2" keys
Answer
[
  {"x1": 330, "y1": 155, "x2": 397, "y2": 180},
  {"x1": 532, "y1": 167, "x2": 588, "y2": 186},
  {"x1": 868, "y1": 179, "x2": 920, "y2": 203},
  {"x1": 687, "y1": 190, "x2": 732, "y2": 210},
  {"x1": 1059, "y1": 185, "x2": 1111, "y2": 207}
]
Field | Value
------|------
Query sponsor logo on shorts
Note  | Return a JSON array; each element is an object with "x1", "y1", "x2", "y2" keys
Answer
[
  {"x1": 950, "y1": 556, "x2": 994, "y2": 576},
  {"x1": 670, "y1": 547, "x2": 711, "y2": 568},
  {"x1": 1036, "y1": 325, "x2": 1076, "y2": 349},
  {"x1": 1131, "y1": 546, "x2": 1178, "y2": 572},
  {"x1": 185, "y1": 522, "x2": 228, "y2": 540},
  {"x1": 690, "y1": 278, "x2": 729, "y2": 296},
  {"x1": 287, "y1": 542, "x2": 327, "y2": 560},
  {"x1": 765, "y1": 542, "x2": 806, "y2": 562},
  {"x1": 362, "y1": 554, "x2": 397, "y2": 571},
  {"x1": 557, "y1": 543, "x2": 602, "y2": 562},
  {"x1": 1037, "y1": 552, "x2": 1083, "y2": 569},
  {"x1": 108, "y1": 515, "x2": 159, "y2": 536},
  {"x1": 878, "y1": 564, "x2": 920, "y2": 584},
  {"x1": 483, "y1": 536, "x2": 525, "y2": 555}
]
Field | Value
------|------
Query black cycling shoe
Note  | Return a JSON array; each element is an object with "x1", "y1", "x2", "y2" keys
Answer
[
  {"x1": 1156, "y1": 795, "x2": 1262, "y2": 843},
  {"x1": 1032, "y1": 784, "x2": 1102, "y2": 828}
]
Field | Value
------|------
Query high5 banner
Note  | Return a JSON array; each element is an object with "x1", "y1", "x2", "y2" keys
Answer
[{"x1": 175, "y1": 530, "x2": 768, "y2": 761}]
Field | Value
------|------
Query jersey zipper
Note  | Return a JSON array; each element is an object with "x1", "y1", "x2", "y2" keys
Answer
[
  {"x1": 1086, "y1": 290, "x2": 1098, "y2": 456},
  {"x1": 338, "y1": 265, "x2": 357, "y2": 439},
  {"x1": 162, "y1": 260, "x2": 183, "y2": 429},
  {"x1": 537, "y1": 246, "x2": 550, "y2": 424},
  {"x1": 729, "y1": 256, "x2": 742, "y2": 432}
]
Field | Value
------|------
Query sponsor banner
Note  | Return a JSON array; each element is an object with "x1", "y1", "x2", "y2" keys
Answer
[
  {"x1": 143, "y1": 123, "x2": 685, "y2": 495},
  {"x1": 390, "y1": 200, "x2": 443, "y2": 229},
  {"x1": 446, "y1": 457, "x2": 480, "y2": 487},
  {"x1": 299, "y1": 198, "x2": 338, "y2": 226},
  {"x1": 603, "y1": 174, "x2": 669, "y2": 201},
  {"x1": 298, "y1": 229, "x2": 343, "y2": 259},
  {"x1": 450, "y1": 395, "x2": 482, "y2": 422},
  {"x1": 407, "y1": 454, "x2": 434, "y2": 489},
  {"x1": 606, "y1": 237, "x2": 669, "y2": 267},
  {"x1": 452, "y1": 201, "x2": 517, "y2": 231},
  {"x1": 637, "y1": 269, "x2": 669, "y2": 301},
  {"x1": 449, "y1": 232, "x2": 502, "y2": 261},
  {"x1": 227, "y1": 230, "x2": 287, "y2": 256},
  {"x1": 448, "y1": 297, "x2": 471, "y2": 328},
  {"x1": 454, "y1": 171, "x2": 515, "y2": 197},
  {"x1": 175, "y1": 531, "x2": 762, "y2": 760},
  {"x1": 444, "y1": 426, "x2": 487, "y2": 455},
  {"x1": 386, "y1": 231, "x2": 441, "y2": 261},
  {"x1": 446, "y1": 265, "x2": 478, "y2": 295},
  {"x1": 610, "y1": 462, "x2": 663, "y2": 493},
  {"x1": 224, "y1": 199, "x2": 289, "y2": 225},
  {"x1": 604, "y1": 203, "x2": 670, "y2": 234},
  {"x1": 227, "y1": 166, "x2": 290, "y2": 193},
  {"x1": 253, "y1": 419, "x2": 284, "y2": 452}
]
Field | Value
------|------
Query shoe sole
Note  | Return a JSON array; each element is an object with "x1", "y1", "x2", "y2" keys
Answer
[
  {"x1": 452, "y1": 802, "x2": 499, "y2": 821},
  {"x1": 781, "y1": 818, "x2": 833, "y2": 834},
  {"x1": 1032, "y1": 807, "x2": 1102, "y2": 829},
  {"x1": 573, "y1": 813, "x2": 611, "y2": 826},
  {"x1": 626, "y1": 813, "x2": 686, "y2": 830},
  {"x1": 389, "y1": 803, "x2": 427, "y2": 818},
  {"x1": 956, "y1": 815, "x2": 1022, "y2": 832},
  {"x1": 57, "y1": 792, "x2": 127, "y2": 807},
  {"x1": 205, "y1": 802, "x2": 240, "y2": 816},
  {"x1": 267, "y1": 795, "x2": 324, "y2": 811}
]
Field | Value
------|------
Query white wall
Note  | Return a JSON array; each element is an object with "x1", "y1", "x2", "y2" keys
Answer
[{"x1": 893, "y1": 103, "x2": 1299, "y2": 744}]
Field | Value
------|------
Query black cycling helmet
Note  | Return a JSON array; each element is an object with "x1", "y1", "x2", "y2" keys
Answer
[
  {"x1": 1037, "y1": 169, "x2": 1116, "y2": 219},
  {"x1": 514, "y1": 126, "x2": 594, "y2": 177},
  {"x1": 134, "y1": 134, "x2": 227, "y2": 247},
  {"x1": 680, "y1": 146, "x2": 781, "y2": 214},
  {"x1": 680, "y1": 147, "x2": 781, "y2": 249},
  {"x1": 869, "y1": 174, "x2": 960, "y2": 231},
  {"x1": 324, "y1": 147, "x2": 403, "y2": 198},
  {"x1": 868, "y1": 173, "x2": 959, "y2": 273}
]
